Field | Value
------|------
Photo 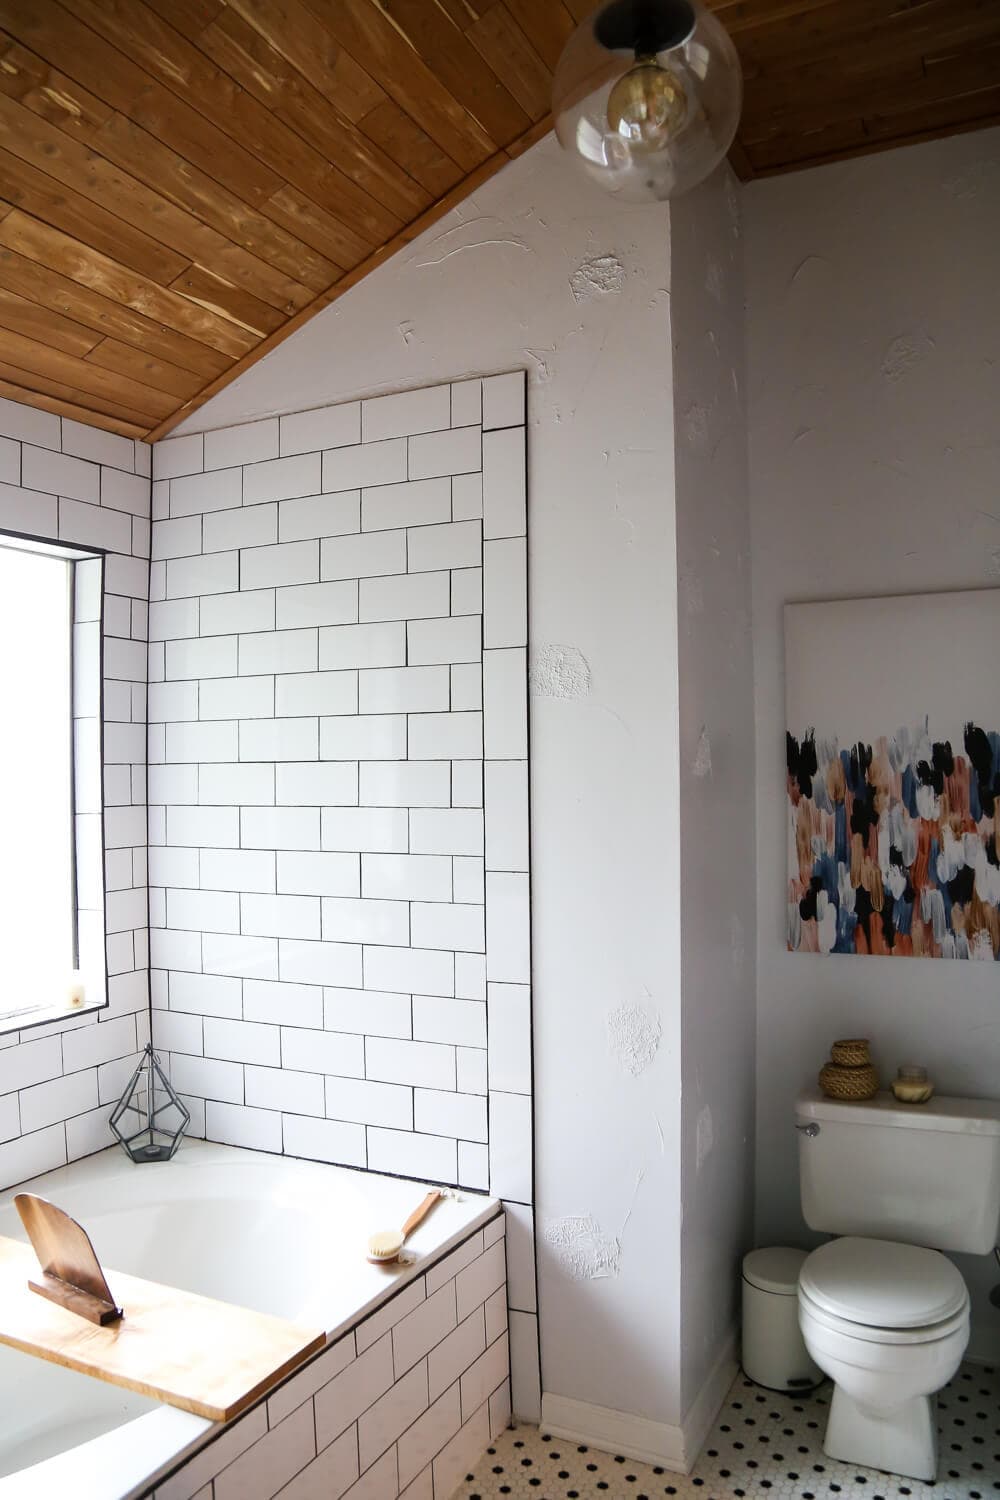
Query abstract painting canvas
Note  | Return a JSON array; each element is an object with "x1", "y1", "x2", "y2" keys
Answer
[{"x1": 785, "y1": 589, "x2": 1000, "y2": 959}]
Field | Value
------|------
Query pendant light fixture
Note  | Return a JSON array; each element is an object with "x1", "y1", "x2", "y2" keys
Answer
[{"x1": 553, "y1": 0, "x2": 743, "y2": 201}]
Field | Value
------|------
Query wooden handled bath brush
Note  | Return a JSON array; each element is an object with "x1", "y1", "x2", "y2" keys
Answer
[{"x1": 366, "y1": 1190, "x2": 442, "y2": 1265}]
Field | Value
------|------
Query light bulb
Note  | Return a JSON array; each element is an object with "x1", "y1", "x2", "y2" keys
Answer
[
  {"x1": 607, "y1": 59, "x2": 687, "y2": 151},
  {"x1": 552, "y1": 0, "x2": 742, "y2": 201}
]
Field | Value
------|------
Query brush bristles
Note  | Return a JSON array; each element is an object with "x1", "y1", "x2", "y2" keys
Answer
[{"x1": 367, "y1": 1230, "x2": 403, "y2": 1260}]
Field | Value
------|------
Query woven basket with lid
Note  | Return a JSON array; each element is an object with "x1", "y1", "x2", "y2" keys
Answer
[
  {"x1": 818, "y1": 1061, "x2": 879, "y2": 1100},
  {"x1": 829, "y1": 1038, "x2": 872, "y2": 1068},
  {"x1": 818, "y1": 1038, "x2": 878, "y2": 1100}
]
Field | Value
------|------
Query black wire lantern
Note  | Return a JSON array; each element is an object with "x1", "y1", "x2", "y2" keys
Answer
[{"x1": 110, "y1": 1043, "x2": 190, "y2": 1162}]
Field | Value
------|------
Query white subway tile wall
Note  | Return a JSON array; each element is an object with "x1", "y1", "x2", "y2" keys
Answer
[
  {"x1": 145, "y1": 1218, "x2": 508, "y2": 1500},
  {"x1": 151, "y1": 376, "x2": 538, "y2": 1419},
  {"x1": 0, "y1": 403, "x2": 150, "y2": 1191}
]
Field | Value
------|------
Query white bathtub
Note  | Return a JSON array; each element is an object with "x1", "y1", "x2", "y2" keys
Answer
[{"x1": 0, "y1": 1140, "x2": 497, "y2": 1499}]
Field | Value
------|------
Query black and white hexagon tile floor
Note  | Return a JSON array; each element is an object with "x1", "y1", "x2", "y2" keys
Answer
[{"x1": 455, "y1": 1364, "x2": 1000, "y2": 1500}]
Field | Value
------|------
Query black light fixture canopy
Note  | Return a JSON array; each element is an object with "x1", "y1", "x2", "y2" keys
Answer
[
  {"x1": 594, "y1": 0, "x2": 696, "y2": 57},
  {"x1": 110, "y1": 1043, "x2": 190, "y2": 1163}
]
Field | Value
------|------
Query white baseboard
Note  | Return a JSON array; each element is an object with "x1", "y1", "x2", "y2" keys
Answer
[
  {"x1": 680, "y1": 1328, "x2": 740, "y2": 1468},
  {"x1": 540, "y1": 1327, "x2": 738, "y2": 1475},
  {"x1": 540, "y1": 1392, "x2": 689, "y2": 1472}
]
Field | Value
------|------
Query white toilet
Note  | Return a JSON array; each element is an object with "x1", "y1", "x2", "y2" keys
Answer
[{"x1": 795, "y1": 1087, "x2": 1000, "y2": 1482}]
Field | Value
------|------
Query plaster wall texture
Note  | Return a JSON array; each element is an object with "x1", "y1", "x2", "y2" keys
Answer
[
  {"x1": 745, "y1": 125, "x2": 1000, "y2": 1358},
  {"x1": 174, "y1": 136, "x2": 688, "y2": 1431},
  {"x1": 671, "y1": 169, "x2": 756, "y2": 1414}
]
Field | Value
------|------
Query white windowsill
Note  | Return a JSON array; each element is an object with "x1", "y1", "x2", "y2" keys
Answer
[{"x1": 0, "y1": 996, "x2": 108, "y2": 1040}]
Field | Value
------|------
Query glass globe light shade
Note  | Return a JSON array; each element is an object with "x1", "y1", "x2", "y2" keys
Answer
[{"x1": 553, "y1": 0, "x2": 743, "y2": 201}]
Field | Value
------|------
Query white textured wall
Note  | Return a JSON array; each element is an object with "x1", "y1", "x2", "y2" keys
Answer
[
  {"x1": 671, "y1": 169, "x2": 755, "y2": 1413},
  {"x1": 174, "y1": 136, "x2": 686, "y2": 1432},
  {"x1": 746, "y1": 126, "x2": 1000, "y2": 1357}
]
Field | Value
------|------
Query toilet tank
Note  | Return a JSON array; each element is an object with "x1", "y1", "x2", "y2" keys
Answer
[{"x1": 797, "y1": 1089, "x2": 1000, "y2": 1254}]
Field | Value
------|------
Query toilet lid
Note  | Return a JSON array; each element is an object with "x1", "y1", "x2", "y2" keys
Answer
[{"x1": 799, "y1": 1237, "x2": 968, "y2": 1329}]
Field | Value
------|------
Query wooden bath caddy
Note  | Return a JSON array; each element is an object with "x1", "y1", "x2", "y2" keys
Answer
[{"x1": 0, "y1": 1204, "x2": 325, "y2": 1422}]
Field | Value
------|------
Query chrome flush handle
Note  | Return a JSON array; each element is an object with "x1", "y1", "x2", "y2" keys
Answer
[{"x1": 796, "y1": 1122, "x2": 820, "y2": 1137}]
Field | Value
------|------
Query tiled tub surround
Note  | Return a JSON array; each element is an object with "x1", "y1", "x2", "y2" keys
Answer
[
  {"x1": 0, "y1": 397, "x2": 150, "y2": 1190},
  {"x1": 0, "y1": 1139, "x2": 507, "y2": 1500},
  {"x1": 149, "y1": 374, "x2": 538, "y2": 1413},
  {"x1": 147, "y1": 1216, "x2": 510, "y2": 1500}
]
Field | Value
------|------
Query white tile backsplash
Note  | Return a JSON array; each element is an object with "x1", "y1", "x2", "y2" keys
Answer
[
  {"x1": 279, "y1": 402, "x2": 360, "y2": 457},
  {"x1": 275, "y1": 580, "x2": 357, "y2": 630},
  {"x1": 362, "y1": 477, "x2": 451, "y2": 533},
  {"x1": 202, "y1": 502, "x2": 277, "y2": 554},
  {"x1": 241, "y1": 539, "x2": 319, "y2": 590},
  {"x1": 238, "y1": 627, "x2": 318, "y2": 676},
  {"x1": 407, "y1": 520, "x2": 481, "y2": 574},
  {"x1": 482, "y1": 427, "x2": 527, "y2": 540},
  {"x1": 167, "y1": 550, "x2": 239, "y2": 598},
  {"x1": 279, "y1": 489, "x2": 360, "y2": 542},
  {"x1": 320, "y1": 528, "x2": 406, "y2": 581},
  {"x1": 482, "y1": 371, "x2": 526, "y2": 431},
  {"x1": 147, "y1": 376, "x2": 530, "y2": 1245},
  {"x1": 359, "y1": 570, "x2": 450, "y2": 624},
  {"x1": 408, "y1": 426, "x2": 481, "y2": 481},
  {"x1": 243, "y1": 452, "x2": 321, "y2": 507},
  {"x1": 204, "y1": 419, "x2": 278, "y2": 473},
  {"x1": 323, "y1": 438, "x2": 407, "y2": 493},
  {"x1": 24, "y1": 445, "x2": 100, "y2": 504},
  {"x1": 362, "y1": 384, "x2": 451, "y2": 443}
]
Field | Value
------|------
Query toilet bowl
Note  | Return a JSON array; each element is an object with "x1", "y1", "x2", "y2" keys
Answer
[{"x1": 797, "y1": 1236, "x2": 970, "y2": 1481}]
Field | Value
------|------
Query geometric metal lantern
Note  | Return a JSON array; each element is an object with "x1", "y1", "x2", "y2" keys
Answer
[{"x1": 109, "y1": 1043, "x2": 190, "y2": 1162}]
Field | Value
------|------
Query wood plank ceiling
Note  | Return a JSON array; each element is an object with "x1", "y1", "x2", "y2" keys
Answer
[{"x1": 0, "y1": 0, "x2": 997, "y2": 442}]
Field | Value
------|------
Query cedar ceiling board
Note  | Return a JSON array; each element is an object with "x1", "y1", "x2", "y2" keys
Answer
[
  {"x1": 744, "y1": 62, "x2": 1000, "y2": 147},
  {"x1": 87, "y1": 338, "x2": 206, "y2": 402},
  {"x1": 726, "y1": 0, "x2": 995, "y2": 68},
  {"x1": 0, "y1": 374, "x2": 146, "y2": 437},
  {"x1": 0, "y1": 242, "x2": 232, "y2": 380},
  {"x1": 295, "y1": 0, "x2": 498, "y2": 167},
  {"x1": 0, "y1": 355, "x2": 163, "y2": 429},
  {"x1": 0, "y1": 211, "x2": 257, "y2": 361},
  {"x1": 503, "y1": 0, "x2": 577, "y2": 73},
  {"x1": 0, "y1": 38, "x2": 334, "y2": 299},
  {"x1": 0, "y1": 148, "x2": 188, "y2": 288},
  {"x1": 1, "y1": 323, "x2": 177, "y2": 417},
  {"x1": 261, "y1": 185, "x2": 353, "y2": 271},
  {"x1": 60, "y1": 0, "x2": 396, "y2": 252},
  {"x1": 0, "y1": 0, "x2": 285, "y2": 210},
  {"x1": 363, "y1": 98, "x2": 468, "y2": 197},
  {"x1": 183, "y1": 7, "x2": 430, "y2": 220},
  {"x1": 466, "y1": 5, "x2": 555, "y2": 123},
  {"x1": 0, "y1": 283, "x2": 99, "y2": 357},
  {"x1": 374, "y1": 0, "x2": 533, "y2": 143},
  {"x1": 0, "y1": 11, "x2": 342, "y2": 292},
  {"x1": 0, "y1": 0, "x2": 997, "y2": 443},
  {"x1": 168, "y1": 264, "x2": 286, "y2": 340},
  {"x1": 221, "y1": 0, "x2": 390, "y2": 125},
  {"x1": 0, "y1": 43, "x2": 317, "y2": 313},
  {"x1": 748, "y1": 102, "x2": 1000, "y2": 176},
  {"x1": 93, "y1": 114, "x2": 338, "y2": 294},
  {"x1": 0, "y1": 80, "x2": 296, "y2": 316}
]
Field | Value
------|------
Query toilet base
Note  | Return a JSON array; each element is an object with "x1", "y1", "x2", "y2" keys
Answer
[{"x1": 823, "y1": 1384, "x2": 936, "y2": 1482}]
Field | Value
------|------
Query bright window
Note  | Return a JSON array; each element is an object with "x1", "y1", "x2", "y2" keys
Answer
[{"x1": 0, "y1": 543, "x2": 77, "y2": 1022}]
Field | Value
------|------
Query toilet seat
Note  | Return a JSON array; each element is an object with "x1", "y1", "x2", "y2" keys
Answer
[
  {"x1": 798, "y1": 1283, "x2": 970, "y2": 1346},
  {"x1": 799, "y1": 1237, "x2": 968, "y2": 1331}
]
